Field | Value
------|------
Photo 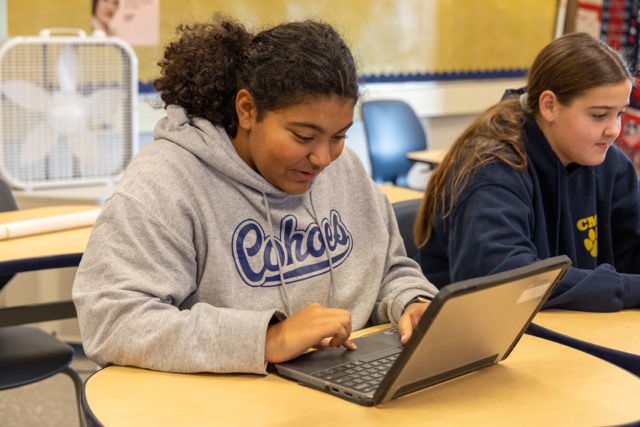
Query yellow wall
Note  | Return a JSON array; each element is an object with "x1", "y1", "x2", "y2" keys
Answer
[{"x1": 7, "y1": 0, "x2": 557, "y2": 85}]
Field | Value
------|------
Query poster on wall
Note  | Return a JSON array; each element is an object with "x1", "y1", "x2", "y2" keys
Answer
[
  {"x1": 568, "y1": 0, "x2": 640, "y2": 171},
  {"x1": 91, "y1": 0, "x2": 160, "y2": 46},
  {"x1": 573, "y1": 0, "x2": 604, "y2": 37}
]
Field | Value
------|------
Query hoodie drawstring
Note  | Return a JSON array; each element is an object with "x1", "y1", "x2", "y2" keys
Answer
[
  {"x1": 262, "y1": 192, "x2": 293, "y2": 316},
  {"x1": 310, "y1": 191, "x2": 336, "y2": 309},
  {"x1": 261, "y1": 190, "x2": 337, "y2": 316}
]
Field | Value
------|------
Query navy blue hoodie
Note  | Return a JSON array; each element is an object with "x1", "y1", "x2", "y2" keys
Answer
[{"x1": 416, "y1": 115, "x2": 640, "y2": 311}]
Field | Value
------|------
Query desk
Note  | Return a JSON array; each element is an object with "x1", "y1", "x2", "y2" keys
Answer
[
  {"x1": 13, "y1": 185, "x2": 113, "y2": 209},
  {"x1": 534, "y1": 309, "x2": 640, "y2": 355},
  {"x1": 407, "y1": 148, "x2": 449, "y2": 165},
  {"x1": 378, "y1": 185, "x2": 423, "y2": 204},
  {"x1": 0, "y1": 205, "x2": 97, "y2": 270},
  {"x1": 0, "y1": 205, "x2": 98, "y2": 327},
  {"x1": 83, "y1": 326, "x2": 640, "y2": 427},
  {"x1": 531, "y1": 309, "x2": 640, "y2": 375}
]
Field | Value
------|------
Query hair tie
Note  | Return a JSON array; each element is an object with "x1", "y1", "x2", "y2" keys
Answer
[{"x1": 519, "y1": 92, "x2": 531, "y2": 112}]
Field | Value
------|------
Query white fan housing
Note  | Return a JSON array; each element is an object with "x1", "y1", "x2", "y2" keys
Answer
[{"x1": 0, "y1": 28, "x2": 138, "y2": 190}]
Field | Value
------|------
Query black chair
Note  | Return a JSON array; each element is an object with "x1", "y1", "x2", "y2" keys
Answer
[
  {"x1": 392, "y1": 198, "x2": 421, "y2": 259},
  {"x1": 361, "y1": 100, "x2": 429, "y2": 188},
  {"x1": 0, "y1": 178, "x2": 86, "y2": 427}
]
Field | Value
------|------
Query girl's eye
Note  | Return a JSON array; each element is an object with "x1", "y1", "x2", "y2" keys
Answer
[
  {"x1": 293, "y1": 132, "x2": 313, "y2": 142},
  {"x1": 332, "y1": 134, "x2": 347, "y2": 142}
]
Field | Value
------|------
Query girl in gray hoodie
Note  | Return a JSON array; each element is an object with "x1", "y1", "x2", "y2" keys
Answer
[{"x1": 72, "y1": 15, "x2": 438, "y2": 374}]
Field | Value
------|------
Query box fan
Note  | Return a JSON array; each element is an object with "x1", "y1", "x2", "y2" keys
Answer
[{"x1": 0, "y1": 28, "x2": 138, "y2": 190}]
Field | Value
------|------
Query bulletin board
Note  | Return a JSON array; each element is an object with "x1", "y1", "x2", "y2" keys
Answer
[
  {"x1": 565, "y1": 0, "x2": 640, "y2": 173},
  {"x1": 7, "y1": 0, "x2": 557, "y2": 91}
]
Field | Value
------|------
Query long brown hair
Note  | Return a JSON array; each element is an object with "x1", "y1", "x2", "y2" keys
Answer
[{"x1": 414, "y1": 32, "x2": 632, "y2": 248}]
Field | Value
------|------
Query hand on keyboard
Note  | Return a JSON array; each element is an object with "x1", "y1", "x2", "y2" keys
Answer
[{"x1": 265, "y1": 303, "x2": 356, "y2": 363}]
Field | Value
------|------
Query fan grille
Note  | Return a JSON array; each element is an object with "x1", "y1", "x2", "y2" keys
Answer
[{"x1": 0, "y1": 37, "x2": 137, "y2": 189}]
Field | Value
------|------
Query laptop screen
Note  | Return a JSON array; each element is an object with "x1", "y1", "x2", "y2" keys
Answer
[{"x1": 377, "y1": 258, "x2": 569, "y2": 402}]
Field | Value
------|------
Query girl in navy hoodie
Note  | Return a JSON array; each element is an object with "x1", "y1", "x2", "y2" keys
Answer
[{"x1": 415, "y1": 32, "x2": 640, "y2": 312}]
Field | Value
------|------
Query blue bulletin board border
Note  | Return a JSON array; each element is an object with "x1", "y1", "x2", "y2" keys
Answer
[
  {"x1": 137, "y1": 68, "x2": 529, "y2": 94},
  {"x1": 358, "y1": 68, "x2": 528, "y2": 83}
]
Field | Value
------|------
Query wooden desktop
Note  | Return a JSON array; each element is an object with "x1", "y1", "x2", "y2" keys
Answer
[
  {"x1": 406, "y1": 148, "x2": 449, "y2": 165},
  {"x1": 534, "y1": 309, "x2": 640, "y2": 355},
  {"x1": 0, "y1": 205, "x2": 96, "y2": 265},
  {"x1": 378, "y1": 184, "x2": 423, "y2": 203},
  {"x1": 83, "y1": 325, "x2": 640, "y2": 427}
]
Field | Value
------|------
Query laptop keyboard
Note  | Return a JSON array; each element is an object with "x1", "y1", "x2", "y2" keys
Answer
[{"x1": 311, "y1": 350, "x2": 401, "y2": 393}]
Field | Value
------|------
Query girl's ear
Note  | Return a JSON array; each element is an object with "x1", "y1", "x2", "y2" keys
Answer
[
  {"x1": 236, "y1": 89, "x2": 256, "y2": 130},
  {"x1": 538, "y1": 90, "x2": 558, "y2": 123}
]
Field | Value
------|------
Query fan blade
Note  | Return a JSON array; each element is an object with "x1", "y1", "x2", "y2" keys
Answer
[
  {"x1": 87, "y1": 88, "x2": 125, "y2": 116},
  {"x1": 69, "y1": 129, "x2": 101, "y2": 170},
  {"x1": 0, "y1": 80, "x2": 51, "y2": 113},
  {"x1": 49, "y1": 91, "x2": 87, "y2": 134},
  {"x1": 20, "y1": 122, "x2": 58, "y2": 166},
  {"x1": 57, "y1": 45, "x2": 79, "y2": 92}
]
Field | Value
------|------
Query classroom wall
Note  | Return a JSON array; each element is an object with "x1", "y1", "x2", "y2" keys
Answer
[
  {"x1": 3, "y1": 1, "x2": 546, "y2": 174},
  {"x1": 5, "y1": 0, "x2": 556, "y2": 85}
]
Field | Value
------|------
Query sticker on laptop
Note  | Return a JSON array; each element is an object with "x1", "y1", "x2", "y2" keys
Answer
[{"x1": 517, "y1": 281, "x2": 552, "y2": 303}]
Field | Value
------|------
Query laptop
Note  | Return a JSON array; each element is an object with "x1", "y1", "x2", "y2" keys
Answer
[{"x1": 274, "y1": 255, "x2": 571, "y2": 406}]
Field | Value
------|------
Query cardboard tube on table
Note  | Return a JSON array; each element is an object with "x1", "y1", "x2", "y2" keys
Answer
[{"x1": 0, "y1": 209, "x2": 101, "y2": 240}]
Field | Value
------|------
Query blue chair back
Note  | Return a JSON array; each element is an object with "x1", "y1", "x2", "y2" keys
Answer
[{"x1": 361, "y1": 100, "x2": 428, "y2": 187}]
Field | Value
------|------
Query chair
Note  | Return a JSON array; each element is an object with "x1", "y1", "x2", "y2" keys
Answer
[
  {"x1": 0, "y1": 178, "x2": 86, "y2": 427},
  {"x1": 392, "y1": 198, "x2": 422, "y2": 259},
  {"x1": 361, "y1": 100, "x2": 429, "y2": 188}
]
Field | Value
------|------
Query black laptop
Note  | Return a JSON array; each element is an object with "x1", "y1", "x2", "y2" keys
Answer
[{"x1": 274, "y1": 256, "x2": 571, "y2": 406}]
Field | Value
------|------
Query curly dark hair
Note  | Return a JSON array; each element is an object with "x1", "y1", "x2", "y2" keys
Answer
[{"x1": 153, "y1": 15, "x2": 360, "y2": 137}]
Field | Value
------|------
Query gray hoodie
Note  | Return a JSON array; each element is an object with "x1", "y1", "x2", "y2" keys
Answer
[{"x1": 72, "y1": 105, "x2": 438, "y2": 374}]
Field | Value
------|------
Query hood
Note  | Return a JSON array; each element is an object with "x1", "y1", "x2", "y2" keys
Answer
[
  {"x1": 523, "y1": 115, "x2": 584, "y2": 176},
  {"x1": 154, "y1": 104, "x2": 292, "y2": 198}
]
